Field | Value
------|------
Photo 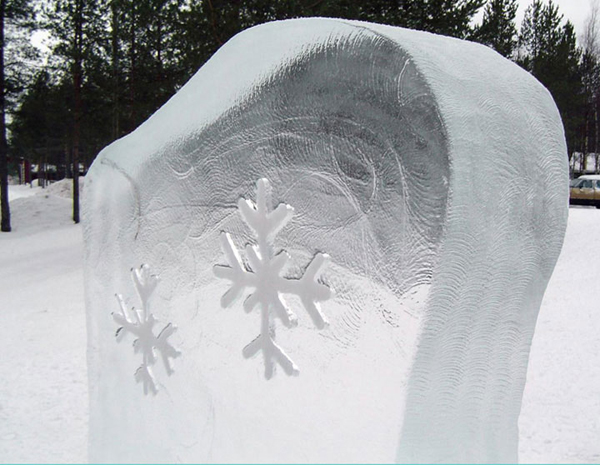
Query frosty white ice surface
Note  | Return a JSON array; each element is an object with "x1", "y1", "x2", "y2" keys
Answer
[{"x1": 83, "y1": 18, "x2": 568, "y2": 463}]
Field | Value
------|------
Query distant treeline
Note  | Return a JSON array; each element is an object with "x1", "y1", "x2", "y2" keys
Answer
[{"x1": 0, "y1": 0, "x2": 596, "y2": 229}]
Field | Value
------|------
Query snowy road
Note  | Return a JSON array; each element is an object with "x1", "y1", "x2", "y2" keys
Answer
[
  {"x1": 519, "y1": 206, "x2": 600, "y2": 463},
  {"x1": 0, "y1": 186, "x2": 87, "y2": 463},
  {"x1": 0, "y1": 184, "x2": 598, "y2": 463}
]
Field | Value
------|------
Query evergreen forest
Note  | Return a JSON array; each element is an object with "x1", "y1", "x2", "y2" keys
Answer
[{"x1": 0, "y1": 0, "x2": 595, "y2": 230}]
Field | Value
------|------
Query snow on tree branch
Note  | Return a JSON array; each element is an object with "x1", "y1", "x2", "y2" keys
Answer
[
  {"x1": 214, "y1": 178, "x2": 333, "y2": 379},
  {"x1": 113, "y1": 264, "x2": 180, "y2": 395}
]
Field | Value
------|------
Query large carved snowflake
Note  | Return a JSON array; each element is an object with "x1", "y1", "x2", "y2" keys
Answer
[
  {"x1": 214, "y1": 178, "x2": 333, "y2": 379},
  {"x1": 114, "y1": 264, "x2": 180, "y2": 395}
]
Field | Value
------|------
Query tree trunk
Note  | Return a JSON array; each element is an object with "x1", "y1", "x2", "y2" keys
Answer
[
  {"x1": 129, "y1": 0, "x2": 136, "y2": 129},
  {"x1": 65, "y1": 140, "x2": 71, "y2": 178},
  {"x1": 111, "y1": 0, "x2": 120, "y2": 140},
  {"x1": 595, "y1": 104, "x2": 599, "y2": 173},
  {"x1": 207, "y1": 0, "x2": 223, "y2": 46},
  {"x1": 42, "y1": 157, "x2": 47, "y2": 188},
  {"x1": 72, "y1": 0, "x2": 83, "y2": 224},
  {"x1": 157, "y1": 7, "x2": 162, "y2": 94},
  {"x1": 584, "y1": 113, "x2": 590, "y2": 175},
  {"x1": 0, "y1": 0, "x2": 10, "y2": 232}
]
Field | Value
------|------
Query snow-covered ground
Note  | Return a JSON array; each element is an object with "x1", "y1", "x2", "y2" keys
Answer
[
  {"x1": 0, "y1": 181, "x2": 598, "y2": 463},
  {"x1": 519, "y1": 205, "x2": 600, "y2": 464},
  {"x1": 0, "y1": 182, "x2": 87, "y2": 463}
]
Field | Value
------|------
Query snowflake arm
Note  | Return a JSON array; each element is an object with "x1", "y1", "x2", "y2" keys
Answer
[
  {"x1": 243, "y1": 333, "x2": 299, "y2": 379},
  {"x1": 135, "y1": 365, "x2": 158, "y2": 396},
  {"x1": 114, "y1": 293, "x2": 143, "y2": 340},
  {"x1": 132, "y1": 263, "x2": 158, "y2": 313},
  {"x1": 213, "y1": 233, "x2": 256, "y2": 307},
  {"x1": 156, "y1": 323, "x2": 180, "y2": 375},
  {"x1": 237, "y1": 179, "x2": 294, "y2": 241},
  {"x1": 282, "y1": 252, "x2": 332, "y2": 329}
]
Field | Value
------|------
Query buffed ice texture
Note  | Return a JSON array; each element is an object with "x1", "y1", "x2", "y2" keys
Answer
[{"x1": 83, "y1": 18, "x2": 568, "y2": 463}]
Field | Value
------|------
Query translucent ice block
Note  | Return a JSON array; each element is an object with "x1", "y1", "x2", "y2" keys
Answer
[{"x1": 83, "y1": 18, "x2": 568, "y2": 463}]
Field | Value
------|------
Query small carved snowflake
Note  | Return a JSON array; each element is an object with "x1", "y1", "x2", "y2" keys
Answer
[
  {"x1": 214, "y1": 178, "x2": 333, "y2": 379},
  {"x1": 114, "y1": 264, "x2": 180, "y2": 395}
]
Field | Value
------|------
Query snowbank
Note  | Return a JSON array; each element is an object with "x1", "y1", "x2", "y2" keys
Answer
[
  {"x1": 44, "y1": 177, "x2": 85, "y2": 199},
  {"x1": 7, "y1": 183, "x2": 42, "y2": 201}
]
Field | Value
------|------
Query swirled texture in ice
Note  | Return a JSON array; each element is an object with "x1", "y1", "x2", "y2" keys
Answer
[{"x1": 83, "y1": 18, "x2": 568, "y2": 463}]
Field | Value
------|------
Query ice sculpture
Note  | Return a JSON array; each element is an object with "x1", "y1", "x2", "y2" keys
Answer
[{"x1": 83, "y1": 18, "x2": 568, "y2": 463}]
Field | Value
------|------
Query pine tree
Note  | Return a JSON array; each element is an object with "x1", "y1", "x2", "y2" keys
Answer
[
  {"x1": 518, "y1": 0, "x2": 559, "y2": 73},
  {"x1": 10, "y1": 71, "x2": 71, "y2": 173},
  {"x1": 0, "y1": 0, "x2": 36, "y2": 232},
  {"x1": 473, "y1": 0, "x2": 518, "y2": 57},
  {"x1": 308, "y1": 0, "x2": 486, "y2": 38},
  {"x1": 111, "y1": 0, "x2": 185, "y2": 134},
  {"x1": 109, "y1": 0, "x2": 122, "y2": 141},
  {"x1": 518, "y1": 0, "x2": 583, "y2": 155},
  {"x1": 580, "y1": 2, "x2": 600, "y2": 172},
  {"x1": 45, "y1": 0, "x2": 108, "y2": 223},
  {"x1": 413, "y1": 0, "x2": 486, "y2": 38}
]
